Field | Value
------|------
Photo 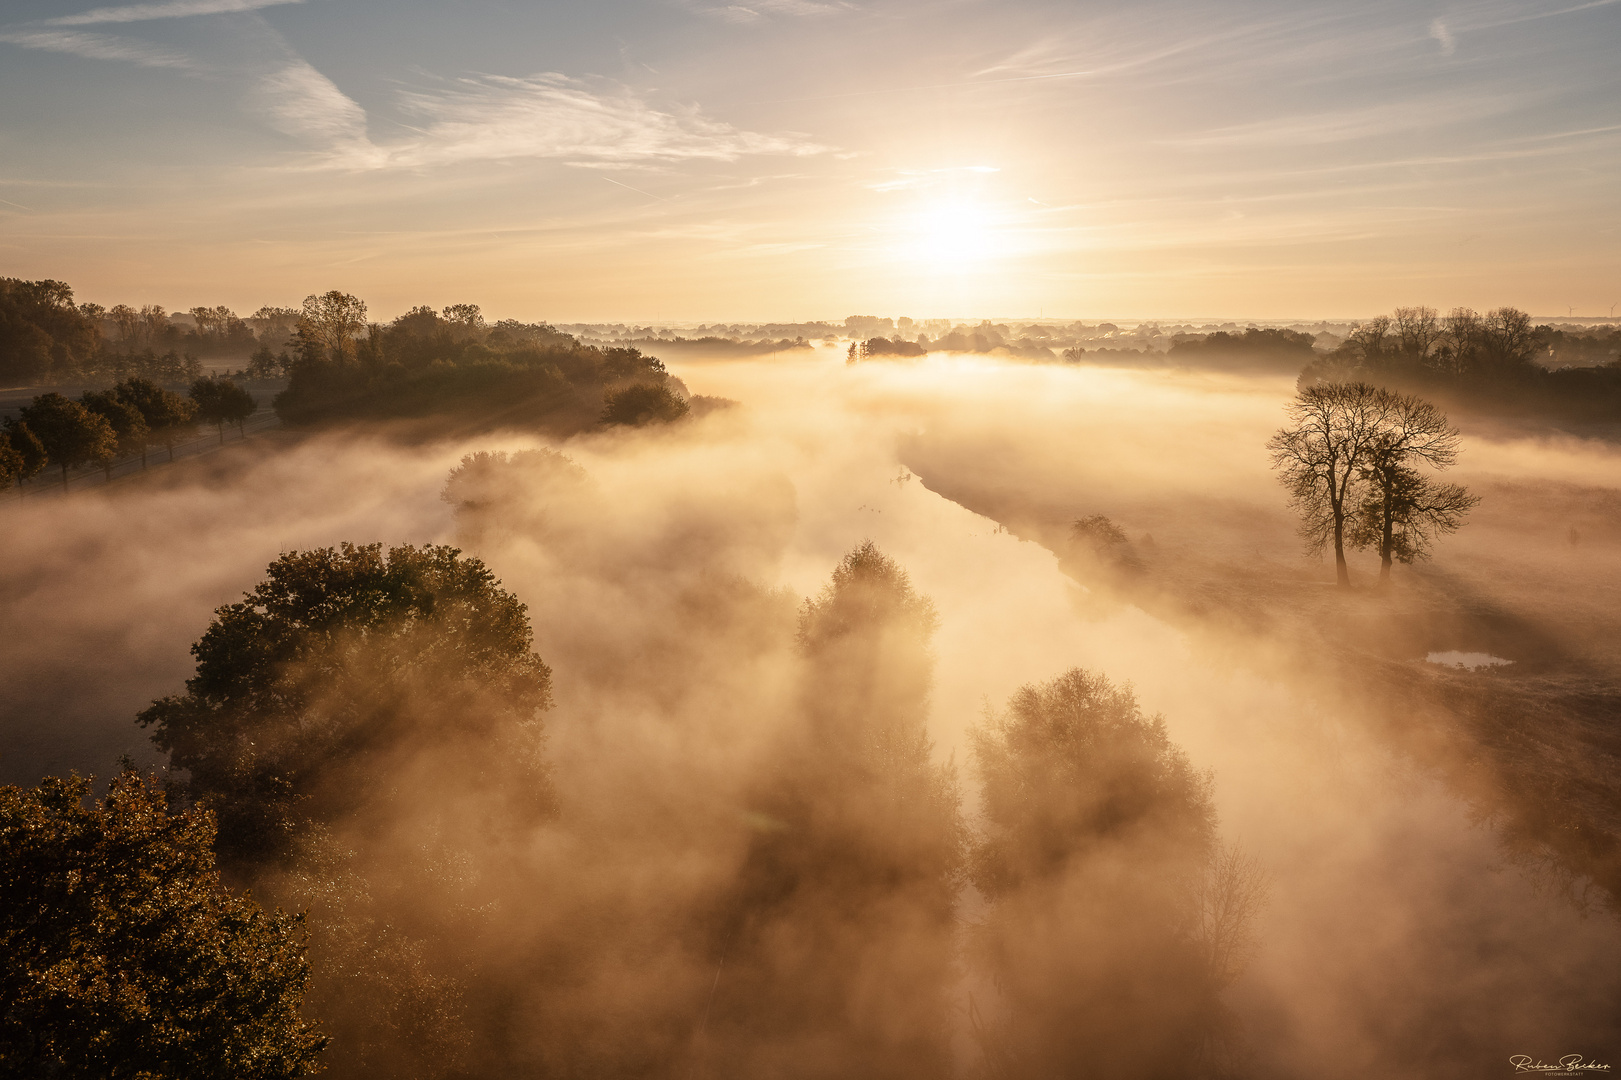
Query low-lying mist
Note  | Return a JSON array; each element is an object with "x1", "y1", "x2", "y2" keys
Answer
[{"x1": 2, "y1": 346, "x2": 1618, "y2": 1077}]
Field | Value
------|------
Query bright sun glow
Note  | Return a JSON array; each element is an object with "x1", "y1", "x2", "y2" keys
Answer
[{"x1": 908, "y1": 197, "x2": 1002, "y2": 267}]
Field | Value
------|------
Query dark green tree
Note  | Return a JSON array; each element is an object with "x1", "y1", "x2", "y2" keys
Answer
[
  {"x1": 137, "y1": 542, "x2": 553, "y2": 863},
  {"x1": 81, "y1": 389, "x2": 150, "y2": 480},
  {"x1": 190, "y1": 377, "x2": 258, "y2": 443},
  {"x1": 18, "y1": 392, "x2": 118, "y2": 489},
  {"x1": 601, "y1": 382, "x2": 689, "y2": 426},
  {"x1": 0, "y1": 770, "x2": 326, "y2": 1078},
  {"x1": 113, "y1": 377, "x2": 198, "y2": 464}
]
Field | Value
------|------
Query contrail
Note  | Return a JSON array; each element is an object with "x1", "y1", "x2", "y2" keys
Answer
[{"x1": 602, "y1": 176, "x2": 667, "y2": 202}]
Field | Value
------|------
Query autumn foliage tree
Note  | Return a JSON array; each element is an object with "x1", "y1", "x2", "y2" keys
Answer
[
  {"x1": 80, "y1": 389, "x2": 149, "y2": 479},
  {"x1": 0, "y1": 420, "x2": 47, "y2": 488},
  {"x1": 0, "y1": 771, "x2": 326, "y2": 1078}
]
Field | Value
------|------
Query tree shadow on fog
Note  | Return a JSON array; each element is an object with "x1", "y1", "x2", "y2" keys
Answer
[
  {"x1": 695, "y1": 541, "x2": 964, "y2": 1080},
  {"x1": 967, "y1": 669, "x2": 1265, "y2": 1080}
]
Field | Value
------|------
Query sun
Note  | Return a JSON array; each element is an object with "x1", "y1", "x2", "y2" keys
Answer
[{"x1": 908, "y1": 196, "x2": 1001, "y2": 267}]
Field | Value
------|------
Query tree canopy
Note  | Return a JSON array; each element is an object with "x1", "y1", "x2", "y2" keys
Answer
[
  {"x1": 137, "y1": 543, "x2": 553, "y2": 862},
  {"x1": 190, "y1": 377, "x2": 258, "y2": 441},
  {"x1": 17, "y1": 392, "x2": 118, "y2": 487},
  {"x1": 600, "y1": 382, "x2": 689, "y2": 426},
  {"x1": 0, "y1": 771, "x2": 326, "y2": 1079},
  {"x1": 297, "y1": 291, "x2": 368, "y2": 363},
  {"x1": 0, "y1": 420, "x2": 47, "y2": 488},
  {"x1": 0, "y1": 278, "x2": 101, "y2": 382},
  {"x1": 114, "y1": 378, "x2": 199, "y2": 462},
  {"x1": 80, "y1": 390, "x2": 150, "y2": 477}
]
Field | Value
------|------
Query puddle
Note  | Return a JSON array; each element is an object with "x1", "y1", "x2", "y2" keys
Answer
[{"x1": 1426, "y1": 651, "x2": 1514, "y2": 670}]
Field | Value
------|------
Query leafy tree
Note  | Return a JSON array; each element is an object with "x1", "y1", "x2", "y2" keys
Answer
[
  {"x1": 0, "y1": 278, "x2": 102, "y2": 381},
  {"x1": 599, "y1": 345, "x2": 666, "y2": 380},
  {"x1": 113, "y1": 377, "x2": 198, "y2": 464},
  {"x1": 1267, "y1": 382, "x2": 1389, "y2": 586},
  {"x1": 1166, "y1": 327, "x2": 1316, "y2": 370},
  {"x1": 190, "y1": 377, "x2": 258, "y2": 443},
  {"x1": 1348, "y1": 390, "x2": 1479, "y2": 582},
  {"x1": 707, "y1": 542, "x2": 963, "y2": 1080},
  {"x1": 600, "y1": 382, "x2": 689, "y2": 426},
  {"x1": 297, "y1": 291, "x2": 368, "y2": 364},
  {"x1": 968, "y1": 669, "x2": 1258, "y2": 1080},
  {"x1": 81, "y1": 389, "x2": 150, "y2": 480},
  {"x1": 246, "y1": 344, "x2": 288, "y2": 379},
  {"x1": 18, "y1": 393, "x2": 118, "y2": 489},
  {"x1": 0, "y1": 420, "x2": 47, "y2": 489},
  {"x1": 0, "y1": 434, "x2": 22, "y2": 490},
  {"x1": 0, "y1": 770, "x2": 326, "y2": 1078},
  {"x1": 137, "y1": 542, "x2": 553, "y2": 863}
]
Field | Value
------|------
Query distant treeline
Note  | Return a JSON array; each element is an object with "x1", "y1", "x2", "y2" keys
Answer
[
  {"x1": 0, "y1": 278, "x2": 300, "y2": 383},
  {"x1": 1298, "y1": 307, "x2": 1621, "y2": 425},
  {"x1": 269, "y1": 291, "x2": 686, "y2": 430}
]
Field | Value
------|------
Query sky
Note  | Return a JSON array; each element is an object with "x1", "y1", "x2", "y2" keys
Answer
[{"x1": 1, "y1": 0, "x2": 1618, "y2": 321}]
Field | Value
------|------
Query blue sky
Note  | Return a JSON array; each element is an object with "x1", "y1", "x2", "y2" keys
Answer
[{"x1": 2, "y1": 0, "x2": 1617, "y2": 320}]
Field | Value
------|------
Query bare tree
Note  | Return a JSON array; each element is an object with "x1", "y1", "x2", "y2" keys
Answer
[
  {"x1": 1350, "y1": 465, "x2": 1479, "y2": 580},
  {"x1": 1267, "y1": 382, "x2": 1389, "y2": 586},
  {"x1": 1350, "y1": 390, "x2": 1479, "y2": 582},
  {"x1": 1438, "y1": 307, "x2": 1483, "y2": 376},
  {"x1": 1347, "y1": 315, "x2": 1392, "y2": 364},
  {"x1": 1392, "y1": 306, "x2": 1442, "y2": 363},
  {"x1": 1479, "y1": 306, "x2": 1535, "y2": 375}
]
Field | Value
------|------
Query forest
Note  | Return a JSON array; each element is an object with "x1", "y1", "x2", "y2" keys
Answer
[{"x1": 3, "y1": 282, "x2": 1620, "y2": 1079}]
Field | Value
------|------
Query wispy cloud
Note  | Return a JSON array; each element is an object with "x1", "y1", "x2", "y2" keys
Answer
[
  {"x1": 0, "y1": 27, "x2": 194, "y2": 67},
  {"x1": 250, "y1": 59, "x2": 377, "y2": 159},
  {"x1": 44, "y1": 0, "x2": 307, "y2": 27},
  {"x1": 1170, "y1": 93, "x2": 1524, "y2": 149},
  {"x1": 1429, "y1": 18, "x2": 1456, "y2": 54},
  {"x1": 687, "y1": 0, "x2": 851, "y2": 23},
  {"x1": 353, "y1": 73, "x2": 826, "y2": 169}
]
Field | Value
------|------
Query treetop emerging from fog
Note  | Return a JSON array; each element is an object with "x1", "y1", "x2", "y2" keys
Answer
[
  {"x1": 139, "y1": 543, "x2": 552, "y2": 861},
  {"x1": 797, "y1": 539, "x2": 939, "y2": 652}
]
